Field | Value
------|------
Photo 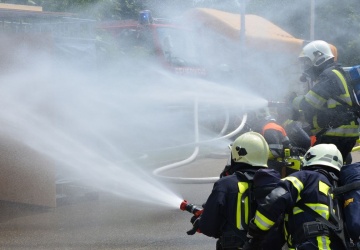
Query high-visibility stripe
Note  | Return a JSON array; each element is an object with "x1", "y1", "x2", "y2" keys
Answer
[
  {"x1": 283, "y1": 176, "x2": 304, "y2": 202},
  {"x1": 292, "y1": 202, "x2": 331, "y2": 249},
  {"x1": 292, "y1": 96, "x2": 303, "y2": 110},
  {"x1": 254, "y1": 210, "x2": 275, "y2": 231},
  {"x1": 307, "y1": 203, "x2": 329, "y2": 220},
  {"x1": 293, "y1": 203, "x2": 329, "y2": 219},
  {"x1": 283, "y1": 119, "x2": 292, "y2": 127},
  {"x1": 236, "y1": 182, "x2": 249, "y2": 230},
  {"x1": 324, "y1": 122, "x2": 359, "y2": 137},
  {"x1": 307, "y1": 69, "x2": 359, "y2": 137},
  {"x1": 319, "y1": 181, "x2": 330, "y2": 196},
  {"x1": 311, "y1": 121, "x2": 359, "y2": 137},
  {"x1": 317, "y1": 235, "x2": 331, "y2": 250},
  {"x1": 332, "y1": 69, "x2": 352, "y2": 106},
  {"x1": 305, "y1": 90, "x2": 326, "y2": 109}
]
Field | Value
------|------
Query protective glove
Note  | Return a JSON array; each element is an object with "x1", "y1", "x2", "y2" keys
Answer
[
  {"x1": 286, "y1": 92, "x2": 297, "y2": 104},
  {"x1": 190, "y1": 214, "x2": 198, "y2": 224},
  {"x1": 242, "y1": 238, "x2": 263, "y2": 250},
  {"x1": 242, "y1": 219, "x2": 267, "y2": 249},
  {"x1": 187, "y1": 216, "x2": 201, "y2": 235}
]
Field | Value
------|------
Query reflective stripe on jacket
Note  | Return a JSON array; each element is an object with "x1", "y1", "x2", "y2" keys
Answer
[
  {"x1": 254, "y1": 170, "x2": 342, "y2": 249},
  {"x1": 199, "y1": 170, "x2": 256, "y2": 238},
  {"x1": 301, "y1": 66, "x2": 359, "y2": 137}
]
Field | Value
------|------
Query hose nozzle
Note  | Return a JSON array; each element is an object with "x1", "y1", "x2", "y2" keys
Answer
[{"x1": 180, "y1": 200, "x2": 203, "y2": 217}]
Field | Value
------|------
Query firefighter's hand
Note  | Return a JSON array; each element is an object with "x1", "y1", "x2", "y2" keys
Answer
[
  {"x1": 242, "y1": 219, "x2": 266, "y2": 249},
  {"x1": 242, "y1": 238, "x2": 263, "y2": 250},
  {"x1": 286, "y1": 91, "x2": 297, "y2": 104},
  {"x1": 247, "y1": 219, "x2": 266, "y2": 239},
  {"x1": 190, "y1": 215, "x2": 198, "y2": 224},
  {"x1": 187, "y1": 216, "x2": 201, "y2": 235}
]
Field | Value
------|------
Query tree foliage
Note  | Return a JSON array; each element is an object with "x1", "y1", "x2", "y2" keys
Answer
[{"x1": 246, "y1": 0, "x2": 360, "y2": 65}]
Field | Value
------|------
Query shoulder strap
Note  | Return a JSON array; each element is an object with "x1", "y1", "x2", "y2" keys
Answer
[
  {"x1": 333, "y1": 68, "x2": 360, "y2": 114},
  {"x1": 235, "y1": 171, "x2": 255, "y2": 231},
  {"x1": 297, "y1": 202, "x2": 339, "y2": 231},
  {"x1": 297, "y1": 201, "x2": 348, "y2": 249},
  {"x1": 300, "y1": 170, "x2": 348, "y2": 248},
  {"x1": 219, "y1": 171, "x2": 255, "y2": 239}
]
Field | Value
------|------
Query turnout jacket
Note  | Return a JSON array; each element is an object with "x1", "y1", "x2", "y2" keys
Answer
[
  {"x1": 199, "y1": 170, "x2": 256, "y2": 239},
  {"x1": 252, "y1": 120, "x2": 290, "y2": 160},
  {"x1": 293, "y1": 63, "x2": 359, "y2": 138},
  {"x1": 253, "y1": 170, "x2": 345, "y2": 250}
]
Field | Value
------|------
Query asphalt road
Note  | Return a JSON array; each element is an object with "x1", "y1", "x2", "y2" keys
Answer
[
  {"x1": 0, "y1": 156, "x2": 224, "y2": 250},
  {"x1": 0, "y1": 152, "x2": 359, "y2": 250}
]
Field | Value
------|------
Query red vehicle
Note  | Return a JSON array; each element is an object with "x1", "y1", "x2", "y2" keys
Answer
[{"x1": 97, "y1": 10, "x2": 207, "y2": 77}]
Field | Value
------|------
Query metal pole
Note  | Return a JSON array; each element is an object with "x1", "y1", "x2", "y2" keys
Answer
[
  {"x1": 310, "y1": 0, "x2": 315, "y2": 40},
  {"x1": 240, "y1": 0, "x2": 246, "y2": 49}
]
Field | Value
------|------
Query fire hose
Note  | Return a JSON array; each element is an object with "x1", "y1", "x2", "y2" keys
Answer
[{"x1": 152, "y1": 98, "x2": 247, "y2": 184}]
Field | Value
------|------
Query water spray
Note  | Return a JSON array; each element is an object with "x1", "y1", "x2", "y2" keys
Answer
[
  {"x1": 267, "y1": 100, "x2": 286, "y2": 108},
  {"x1": 152, "y1": 98, "x2": 248, "y2": 184}
]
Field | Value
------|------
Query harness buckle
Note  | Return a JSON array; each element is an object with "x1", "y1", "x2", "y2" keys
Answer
[{"x1": 302, "y1": 221, "x2": 330, "y2": 239}]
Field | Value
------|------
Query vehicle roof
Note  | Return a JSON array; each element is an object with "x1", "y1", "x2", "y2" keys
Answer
[{"x1": 182, "y1": 8, "x2": 304, "y2": 53}]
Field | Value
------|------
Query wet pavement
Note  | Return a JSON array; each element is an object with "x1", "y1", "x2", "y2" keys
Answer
[
  {"x1": 0, "y1": 157, "x2": 224, "y2": 250},
  {"x1": 1, "y1": 152, "x2": 359, "y2": 250}
]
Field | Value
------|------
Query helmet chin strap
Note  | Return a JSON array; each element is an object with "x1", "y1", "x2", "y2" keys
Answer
[
  {"x1": 299, "y1": 73, "x2": 309, "y2": 82},
  {"x1": 301, "y1": 65, "x2": 320, "y2": 83}
]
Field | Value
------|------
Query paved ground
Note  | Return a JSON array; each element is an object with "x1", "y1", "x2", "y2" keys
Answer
[
  {"x1": 0, "y1": 155, "x2": 224, "y2": 250},
  {"x1": 0, "y1": 151, "x2": 359, "y2": 250}
]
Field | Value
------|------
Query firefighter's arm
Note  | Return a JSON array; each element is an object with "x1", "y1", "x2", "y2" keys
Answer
[
  {"x1": 256, "y1": 186, "x2": 289, "y2": 227},
  {"x1": 250, "y1": 177, "x2": 301, "y2": 231},
  {"x1": 292, "y1": 95, "x2": 304, "y2": 111},
  {"x1": 198, "y1": 183, "x2": 226, "y2": 238},
  {"x1": 243, "y1": 186, "x2": 291, "y2": 249}
]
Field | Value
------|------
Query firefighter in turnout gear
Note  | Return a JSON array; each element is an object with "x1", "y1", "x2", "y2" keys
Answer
[
  {"x1": 242, "y1": 107, "x2": 300, "y2": 177},
  {"x1": 196, "y1": 132, "x2": 269, "y2": 250},
  {"x1": 292, "y1": 40, "x2": 359, "y2": 164},
  {"x1": 243, "y1": 143, "x2": 347, "y2": 250}
]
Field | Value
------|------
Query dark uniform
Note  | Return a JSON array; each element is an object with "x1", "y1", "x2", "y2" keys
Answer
[
  {"x1": 196, "y1": 132, "x2": 280, "y2": 250},
  {"x1": 221, "y1": 120, "x2": 291, "y2": 178},
  {"x1": 251, "y1": 170, "x2": 346, "y2": 250},
  {"x1": 254, "y1": 119, "x2": 301, "y2": 177},
  {"x1": 293, "y1": 63, "x2": 359, "y2": 162},
  {"x1": 282, "y1": 119, "x2": 311, "y2": 154},
  {"x1": 199, "y1": 168, "x2": 257, "y2": 249}
]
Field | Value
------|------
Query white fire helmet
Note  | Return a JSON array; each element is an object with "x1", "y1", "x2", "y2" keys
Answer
[
  {"x1": 231, "y1": 131, "x2": 269, "y2": 167},
  {"x1": 299, "y1": 40, "x2": 334, "y2": 70},
  {"x1": 302, "y1": 144, "x2": 343, "y2": 172}
]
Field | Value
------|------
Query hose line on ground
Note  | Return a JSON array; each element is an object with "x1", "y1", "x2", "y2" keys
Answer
[{"x1": 152, "y1": 99, "x2": 247, "y2": 184}]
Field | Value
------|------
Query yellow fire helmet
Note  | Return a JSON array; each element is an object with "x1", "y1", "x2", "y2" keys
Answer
[{"x1": 231, "y1": 131, "x2": 269, "y2": 167}]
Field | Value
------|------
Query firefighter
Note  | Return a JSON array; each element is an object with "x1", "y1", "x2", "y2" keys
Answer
[
  {"x1": 243, "y1": 143, "x2": 347, "y2": 250},
  {"x1": 245, "y1": 107, "x2": 300, "y2": 177},
  {"x1": 292, "y1": 40, "x2": 359, "y2": 164},
  {"x1": 193, "y1": 132, "x2": 269, "y2": 249}
]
